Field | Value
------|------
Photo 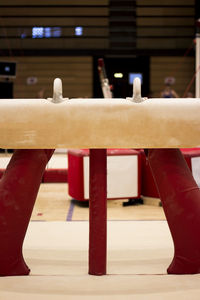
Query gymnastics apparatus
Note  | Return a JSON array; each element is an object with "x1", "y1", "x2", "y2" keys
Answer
[{"x1": 0, "y1": 77, "x2": 200, "y2": 276}]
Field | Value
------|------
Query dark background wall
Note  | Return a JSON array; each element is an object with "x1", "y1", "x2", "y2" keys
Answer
[
  {"x1": 0, "y1": 0, "x2": 196, "y2": 99},
  {"x1": 93, "y1": 56, "x2": 149, "y2": 98}
]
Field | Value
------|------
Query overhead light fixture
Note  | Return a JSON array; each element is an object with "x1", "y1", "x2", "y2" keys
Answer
[{"x1": 114, "y1": 73, "x2": 123, "y2": 78}]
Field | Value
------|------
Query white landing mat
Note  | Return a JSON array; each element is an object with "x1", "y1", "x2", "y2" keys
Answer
[
  {"x1": 0, "y1": 221, "x2": 200, "y2": 300},
  {"x1": 0, "y1": 153, "x2": 68, "y2": 169}
]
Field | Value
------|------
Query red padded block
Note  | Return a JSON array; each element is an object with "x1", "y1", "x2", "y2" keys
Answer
[
  {"x1": 43, "y1": 169, "x2": 68, "y2": 183},
  {"x1": 68, "y1": 149, "x2": 141, "y2": 201},
  {"x1": 139, "y1": 148, "x2": 200, "y2": 199},
  {"x1": 139, "y1": 150, "x2": 159, "y2": 198},
  {"x1": 68, "y1": 149, "x2": 86, "y2": 201},
  {"x1": 181, "y1": 148, "x2": 200, "y2": 170}
]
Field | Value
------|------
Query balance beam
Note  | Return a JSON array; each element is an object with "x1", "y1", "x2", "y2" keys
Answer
[
  {"x1": 1, "y1": 78, "x2": 200, "y2": 277},
  {"x1": 0, "y1": 97, "x2": 199, "y2": 149}
]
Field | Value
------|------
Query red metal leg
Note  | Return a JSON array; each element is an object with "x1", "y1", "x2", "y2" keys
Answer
[
  {"x1": 0, "y1": 149, "x2": 54, "y2": 276},
  {"x1": 89, "y1": 149, "x2": 107, "y2": 275},
  {"x1": 148, "y1": 149, "x2": 200, "y2": 274}
]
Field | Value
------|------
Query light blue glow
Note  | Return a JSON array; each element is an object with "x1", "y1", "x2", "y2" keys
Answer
[{"x1": 75, "y1": 26, "x2": 83, "y2": 36}]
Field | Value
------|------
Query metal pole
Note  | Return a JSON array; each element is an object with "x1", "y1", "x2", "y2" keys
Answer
[
  {"x1": 89, "y1": 149, "x2": 107, "y2": 275},
  {"x1": 195, "y1": 19, "x2": 200, "y2": 98}
]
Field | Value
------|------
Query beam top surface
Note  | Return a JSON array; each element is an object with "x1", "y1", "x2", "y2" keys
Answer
[{"x1": 0, "y1": 97, "x2": 199, "y2": 149}]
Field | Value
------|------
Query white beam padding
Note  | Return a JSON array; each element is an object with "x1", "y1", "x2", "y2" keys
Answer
[{"x1": 0, "y1": 97, "x2": 200, "y2": 149}]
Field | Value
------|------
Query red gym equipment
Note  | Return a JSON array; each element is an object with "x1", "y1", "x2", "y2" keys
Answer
[
  {"x1": 147, "y1": 149, "x2": 200, "y2": 274},
  {"x1": 0, "y1": 149, "x2": 54, "y2": 276}
]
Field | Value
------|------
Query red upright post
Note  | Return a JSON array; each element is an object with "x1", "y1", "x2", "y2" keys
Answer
[
  {"x1": 0, "y1": 149, "x2": 54, "y2": 276},
  {"x1": 89, "y1": 149, "x2": 107, "y2": 275}
]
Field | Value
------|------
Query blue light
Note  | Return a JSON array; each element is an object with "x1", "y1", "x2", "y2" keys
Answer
[
  {"x1": 32, "y1": 27, "x2": 44, "y2": 38},
  {"x1": 129, "y1": 73, "x2": 143, "y2": 85},
  {"x1": 20, "y1": 33, "x2": 26, "y2": 39},
  {"x1": 75, "y1": 26, "x2": 83, "y2": 36},
  {"x1": 5, "y1": 66, "x2": 10, "y2": 72},
  {"x1": 52, "y1": 27, "x2": 61, "y2": 37},
  {"x1": 32, "y1": 27, "x2": 61, "y2": 38},
  {"x1": 44, "y1": 27, "x2": 51, "y2": 38}
]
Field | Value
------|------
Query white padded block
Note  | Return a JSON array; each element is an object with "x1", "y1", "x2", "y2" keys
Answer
[
  {"x1": 191, "y1": 157, "x2": 200, "y2": 187},
  {"x1": 47, "y1": 154, "x2": 68, "y2": 169},
  {"x1": 83, "y1": 155, "x2": 139, "y2": 199}
]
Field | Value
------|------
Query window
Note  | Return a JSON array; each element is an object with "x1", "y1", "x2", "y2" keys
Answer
[
  {"x1": 44, "y1": 27, "x2": 51, "y2": 38},
  {"x1": 52, "y1": 27, "x2": 62, "y2": 37},
  {"x1": 128, "y1": 73, "x2": 143, "y2": 85},
  {"x1": 32, "y1": 27, "x2": 44, "y2": 38},
  {"x1": 75, "y1": 26, "x2": 83, "y2": 36},
  {"x1": 32, "y1": 27, "x2": 61, "y2": 38}
]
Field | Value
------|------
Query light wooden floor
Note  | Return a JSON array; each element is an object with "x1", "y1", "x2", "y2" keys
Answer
[{"x1": 31, "y1": 183, "x2": 165, "y2": 221}]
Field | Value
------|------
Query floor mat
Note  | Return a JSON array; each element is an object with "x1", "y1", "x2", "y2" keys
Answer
[{"x1": 1, "y1": 221, "x2": 200, "y2": 300}]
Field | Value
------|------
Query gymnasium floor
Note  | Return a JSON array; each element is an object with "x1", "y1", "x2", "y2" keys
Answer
[{"x1": 1, "y1": 152, "x2": 200, "y2": 299}]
